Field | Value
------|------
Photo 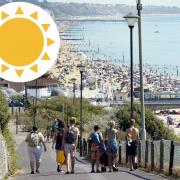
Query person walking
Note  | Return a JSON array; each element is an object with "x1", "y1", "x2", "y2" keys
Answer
[
  {"x1": 25, "y1": 126, "x2": 47, "y2": 174},
  {"x1": 126, "y1": 119, "x2": 139, "y2": 171},
  {"x1": 62, "y1": 117, "x2": 79, "y2": 174},
  {"x1": 89, "y1": 125, "x2": 103, "y2": 173},
  {"x1": 52, "y1": 119, "x2": 65, "y2": 172},
  {"x1": 105, "y1": 120, "x2": 119, "y2": 172},
  {"x1": 44, "y1": 126, "x2": 51, "y2": 142}
]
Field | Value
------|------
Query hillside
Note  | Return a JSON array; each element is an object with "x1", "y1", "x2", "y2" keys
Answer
[{"x1": 45, "y1": 3, "x2": 180, "y2": 18}]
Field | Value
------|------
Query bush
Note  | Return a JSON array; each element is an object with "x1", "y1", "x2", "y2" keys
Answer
[
  {"x1": 2, "y1": 128, "x2": 20, "y2": 176},
  {"x1": 38, "y1": 96, "x2": 106, "y2": 125},
  {"x1": 0, "y1": 91, "x2": 10, "y2": 131},
  {"x1": 116, "y1": 104, "x2": 176, "y2": 140}
]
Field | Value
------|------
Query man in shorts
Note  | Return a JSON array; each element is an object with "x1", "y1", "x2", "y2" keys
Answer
[
  {"x1": 25, "y1": 126, "x2": 47, "y2": 174},
  {"x1": 62, "y1": 117, "x2": 79, "y2": 174},
  {"x1": 126, "y1": 119, "x2": 139, "y2": 171}
]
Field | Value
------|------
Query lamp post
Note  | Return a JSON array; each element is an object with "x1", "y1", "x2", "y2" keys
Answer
[
  {"x1": 33, "y1": 79, "x2": 38, "y2": 126},
  {"x1": 71, "y1": 78, "x2": 77, "y2": 116},
  {"x1": 77, "y1": 63, "x2": 85, "y2": 157},
  {"x1": 137, "y1": 0, "x2": 146, "y2": 140},
  {"x1": 24, "y1": 82, "x2": 28, "y2": 110},
  {"x1": 123, "y1": 12, "x2": 138, "y2": 119}
]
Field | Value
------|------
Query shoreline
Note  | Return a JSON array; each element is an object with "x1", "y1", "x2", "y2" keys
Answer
[
  {"x1": 55, "y1": 14, "x2": 180, "y2": 21},
  {"x1": 49, "y1": 20, "x2": 178, "y2": 100}
]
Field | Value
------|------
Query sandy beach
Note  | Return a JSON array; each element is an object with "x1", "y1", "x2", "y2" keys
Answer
[{"x1": 49, "y1": 21, "x2": 178, "y2": 100}]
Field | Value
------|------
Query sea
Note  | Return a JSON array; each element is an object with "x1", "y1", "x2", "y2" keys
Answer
[{"x1": 68, "y1": 15, "x2": 180, "y2": 77}]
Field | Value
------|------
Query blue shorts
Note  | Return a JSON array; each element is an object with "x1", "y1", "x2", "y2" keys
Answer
[{"x1": 108, "y1": 144, "x2": 118, "y2": 154}]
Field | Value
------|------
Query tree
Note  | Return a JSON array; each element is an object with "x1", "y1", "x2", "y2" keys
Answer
[
  {"x1": 0, "y1": 91, "x2": 10, "y2": 131},
  {"x1": 116, "y1": 104, "x2": 176, "y2": 140},
  {"x1": 37, "y1": 96, "x2": 106, "y2": 125}
]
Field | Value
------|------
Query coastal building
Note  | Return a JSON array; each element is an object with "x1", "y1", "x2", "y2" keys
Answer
[
  {"x1": 176, "y1": 79, "x2": 180, "y2": 90},
  {"x1": 25, "y1": 74, "x2": 60, "y2": 98},
  {"x1": 0, "y1": 74, "x2": 60, "y2": 98},
  {"x1": 113, "y1": 91, "x2": 128, "y2": 104}
]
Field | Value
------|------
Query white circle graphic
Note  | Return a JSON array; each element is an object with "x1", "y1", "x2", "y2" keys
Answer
[{"x1": 0, "y1": 2, "x2": 60, "y2": 82}]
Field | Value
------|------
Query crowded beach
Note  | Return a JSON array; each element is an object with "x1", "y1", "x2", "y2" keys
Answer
[{"x1": 49, "y1": 22, "x2": 179, "y2": 103}]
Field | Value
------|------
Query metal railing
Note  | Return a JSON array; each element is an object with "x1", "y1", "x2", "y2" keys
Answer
[
  {"x1": 82, "y1": 139, "x2": 180, "y2": 177},
  {"x1": 120, "y1": 140, "x2": 180, "y2": 177}
]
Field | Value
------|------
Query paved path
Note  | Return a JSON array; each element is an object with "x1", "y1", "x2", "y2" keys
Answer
[{"x1": 10, "y1": 125, "x2": 167, "y2": 180}]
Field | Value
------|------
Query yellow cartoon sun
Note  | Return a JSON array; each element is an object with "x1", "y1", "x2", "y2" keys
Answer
[{"x1": 0, "y1": 3, "x2": 59, "y2": 82}]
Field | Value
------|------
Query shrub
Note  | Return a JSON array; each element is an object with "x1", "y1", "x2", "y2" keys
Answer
[
  {"x1": 0, "y1": 91, "x2": 10, "y2": 131},
  {"x1": 116, "y1": 104, "x2": 176, "y2": 140},
  {"x1": 2, "y1": 128, "x2": 21, "y2": 176}
]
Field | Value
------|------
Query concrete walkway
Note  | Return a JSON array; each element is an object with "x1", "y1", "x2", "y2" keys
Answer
[{"x1": 10, "y1": 124, "x2": 167, "y2": 180}]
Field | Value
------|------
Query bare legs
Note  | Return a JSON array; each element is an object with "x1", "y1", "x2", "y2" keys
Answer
[
  {"x1": 36, "y1": 161, "x2": 40, "y2": 171},
  {"x1": 108, "y1": 153, "x2": 117, "y2": 171},
  {"x1": 30, "y1": 161, "x2": 40, "y2": 173},
  {"x1": 91, "y1": 160, "x2": 100, "y2": 172},
  {"x1": 30, "y1": 161, "x2": 35, "y2": 172},
  {"x1": 66, "y1": 153, "x2": 71, "y2": 173},
  {"x1": 108, "y1": 154, "x2": 113, "y2": 172},
  {"x1": 71, "y1": 156, "x2": 75, "y2": 173},
  {"x1": 66, "y1": 154, "x2": 75, "y2": 173},
  {"x1": 128, "y1": 156, "x2": 135, "y2": 171}
]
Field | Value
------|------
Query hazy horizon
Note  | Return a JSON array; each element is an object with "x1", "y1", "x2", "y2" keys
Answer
[{"x1": 47, "y1": 0, "x2": 180, "y2": 8}]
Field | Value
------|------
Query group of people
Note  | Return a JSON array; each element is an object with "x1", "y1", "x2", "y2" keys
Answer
[
  {"x1": 25, "y1": 117, "x2": 139, "y2": 175},
  {"x1": 89, "y1": 119, "x2": 139, "y2": 173},
  {"x1": 25, "y1": 117, "x2": 79, "y2": 174}
]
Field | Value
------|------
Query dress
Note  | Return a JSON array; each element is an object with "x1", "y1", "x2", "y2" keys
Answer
[{"x1": 106, "y1": 129, "x2": 118, "y2": 154}]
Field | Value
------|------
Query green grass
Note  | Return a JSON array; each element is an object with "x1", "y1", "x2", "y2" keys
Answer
[{"x1": 2, "y1": 128, "x2": 21, "y2": 177}]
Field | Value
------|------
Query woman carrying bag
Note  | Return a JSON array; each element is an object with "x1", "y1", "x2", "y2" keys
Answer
[{"x1": 52, "y1": 119, "x2": 65, "y2": 172}]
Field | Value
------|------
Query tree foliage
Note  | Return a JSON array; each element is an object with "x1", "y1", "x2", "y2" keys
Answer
[
  {"x1": 116, "y1": 104, "x2": 176, "y2": 140},
  {"x1": 0, "y1": 91, "x2": 10, "y2": 131},
  {"x1": 31, "y1": 96, "x2": 106, "y2": 125}
]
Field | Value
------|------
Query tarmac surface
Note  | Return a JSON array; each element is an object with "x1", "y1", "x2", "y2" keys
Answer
[{"x1": 11, "y1": 128, "x2": 167, "y2": 180}]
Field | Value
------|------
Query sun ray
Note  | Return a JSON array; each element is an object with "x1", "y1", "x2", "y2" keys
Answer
[
  {"x1": 16, "y1": 7, "x2": 24, "y2": 15},
  {"x1": 42, "y1": 52, "x2": 50, "y2": 60},
  {"x1": 47, "y1": 38, "x2": 55, "y2": 46},
  {"x1": 30, "y1": 64, "x2": 38, "y2": 72},
  {"x1": 42, "y1": 24, "x2": 50, "y2": 32},
  {"x1": 30, "y1": 12, "x2": 38, "y2": 20},
  {"x1": 1, "y1": 64, "x2": 9, "y2": 73},
  {"x1": 16, "y1": 69, "x2": 24, "y2": 77},
  {"x1": 1, "y1": 11, "x2": 9, "y2": 20}
]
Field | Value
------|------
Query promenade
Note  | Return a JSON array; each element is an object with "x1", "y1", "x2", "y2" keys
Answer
[{"x1": 10, "y1": 125, "x2": 167, "y2": 180}]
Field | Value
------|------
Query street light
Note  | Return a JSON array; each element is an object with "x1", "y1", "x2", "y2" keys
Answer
[
  {"x1": 123, "y1": 12, "x2": 138, "y2": 119},
  {"x1": 137, "y1": 0, "x2": 146, "y2": 140},
  {"x1": 33, "y1": 79, "x2": 38, "y2": 126},
  {"x1": 71, "y1": 77, "x2": 77, "y2": 115},
  {"x1": 77, "y1": 63, "x2": 85, "y2": 157}
]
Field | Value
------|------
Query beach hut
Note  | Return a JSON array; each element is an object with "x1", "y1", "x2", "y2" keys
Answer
[{"x1": 113, "y1": 91, "x2": 128, "y2": 104}]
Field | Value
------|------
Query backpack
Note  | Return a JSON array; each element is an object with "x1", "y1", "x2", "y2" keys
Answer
[
  {"x1": 29, "y1": 132, "x2": 39, "y2": 147},
  {"x1": 65, "y1": 127, "x2": 75, "y2": 144}
]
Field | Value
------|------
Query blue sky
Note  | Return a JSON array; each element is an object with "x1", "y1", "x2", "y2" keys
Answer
[{"x1": 48, "y1": 0, "x2": 180, "y2": 7}]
